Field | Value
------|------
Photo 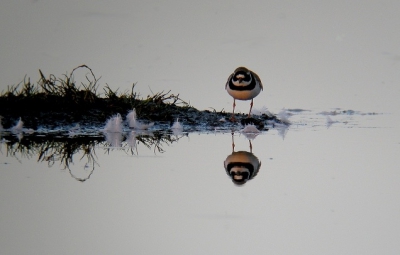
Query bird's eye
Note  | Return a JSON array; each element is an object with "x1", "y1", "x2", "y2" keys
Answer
[{"x1": 247, "y1": 72, "x2": 250, "y2": 75}]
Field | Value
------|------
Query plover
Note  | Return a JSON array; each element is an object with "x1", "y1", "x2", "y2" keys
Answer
[
  {"x1": 225, "y1": 67, "x2": 263, "y2": 121},
  {"x1": 223, "y1": 133, "x2": 261, "y2": 185}
]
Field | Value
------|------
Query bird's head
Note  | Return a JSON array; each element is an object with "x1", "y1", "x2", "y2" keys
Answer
[
  {"x1": 229, "y1": 166, "x2": 251, "y2": 185},
  {"x1": 232, "y1": 67, "x2": 252, "y2": 86}
]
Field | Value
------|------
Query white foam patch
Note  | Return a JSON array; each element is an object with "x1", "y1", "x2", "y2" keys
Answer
[
  {"x1": 251, "y1": 106, "x2": 273, "y2": 116},
  {"x1": 103, "y1": 113, "x2": 123, "y2": 133},
  {"x1": 126, "y1": 108, "x2": 154, "y2": 130}
]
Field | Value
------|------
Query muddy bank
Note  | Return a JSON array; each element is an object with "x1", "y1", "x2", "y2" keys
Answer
[{"x1": 0, "y1": 99, "x2": 279, "y2": 132}]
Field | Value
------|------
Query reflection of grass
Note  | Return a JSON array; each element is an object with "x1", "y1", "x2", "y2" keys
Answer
[
  {"x1": 2, "y1": 132, "x2": 185, "y2": 182},
  {"x1": 4, "y1": 135, "x2": 103, "y2": 182},
  {"x1": 135, "y1": 132, "x2": 184, "y2": 153},
  {"x1": 0, "y1": 65, "x2": 195, "y2": 128}
]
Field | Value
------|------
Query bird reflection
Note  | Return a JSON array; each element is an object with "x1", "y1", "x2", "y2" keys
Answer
[{"x1": 224, "y1": 133, "x2": 261, "y2": 185}]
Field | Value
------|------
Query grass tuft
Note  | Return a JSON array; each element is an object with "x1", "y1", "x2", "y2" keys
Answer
[{"x1": 0, "y1": 65, "x2": 197, "y2": 128}]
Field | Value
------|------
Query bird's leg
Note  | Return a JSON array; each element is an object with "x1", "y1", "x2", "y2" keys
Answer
[
  {"x1": 249, "y1": 140, "x2": 253, "y2": 153},
  {"x1": 230, "y1": 99, "x2": 236, "y2": 121},
  {"x1": 231, "y1": 132, "x2": 235, "y2": 152},
  {"x1": 248, "y1": 99, "x2": 254, "y2": 118}
]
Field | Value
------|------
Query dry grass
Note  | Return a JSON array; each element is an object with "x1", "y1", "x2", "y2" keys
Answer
[{"x1": 0, "y1": 65, "x2": 196, "y2": 128}]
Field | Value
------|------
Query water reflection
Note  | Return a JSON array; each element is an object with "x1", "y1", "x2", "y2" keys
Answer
[
  {"x1": 104, "y1": 132, "x2": 124, "y2": 148},
  {"x1": 4, "y1": 129, "x2": 263, "y2": 185},
  {"x1": 0, "y1": 131, "x2": 185, "y2": 182},
  {"x1": 224, "y1": 133, "x2": 261, "y2": 185}
]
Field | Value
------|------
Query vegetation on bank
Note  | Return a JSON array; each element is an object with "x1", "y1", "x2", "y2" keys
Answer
[{"x1": 0, "y1": 65, "x2": 202, "y2": 129}]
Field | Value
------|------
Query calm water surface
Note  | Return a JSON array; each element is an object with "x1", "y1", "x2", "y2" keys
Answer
[{"x1": 1, "y1": 110, "x2": 400, "y2": 254}]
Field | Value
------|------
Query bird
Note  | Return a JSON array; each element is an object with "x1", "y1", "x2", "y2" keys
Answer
[
  {"x1": 223, "y1": 133, "x2": 261, "y2": 185},
  {"x1": 225, "y1": 67, "x2": 263, "y2": 121}
]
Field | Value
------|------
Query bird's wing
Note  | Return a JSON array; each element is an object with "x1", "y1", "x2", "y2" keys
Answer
[
  {"x1": 252, "y1": 71, "x2": 263, "y2": 90},
  {"x1": 225, "y1": 73, "x2": 234, "y2": 89}
]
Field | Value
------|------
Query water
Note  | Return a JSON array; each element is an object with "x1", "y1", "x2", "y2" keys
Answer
[{"x1": 1, "y1": 110, "x2": 399, "y2": 254}]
